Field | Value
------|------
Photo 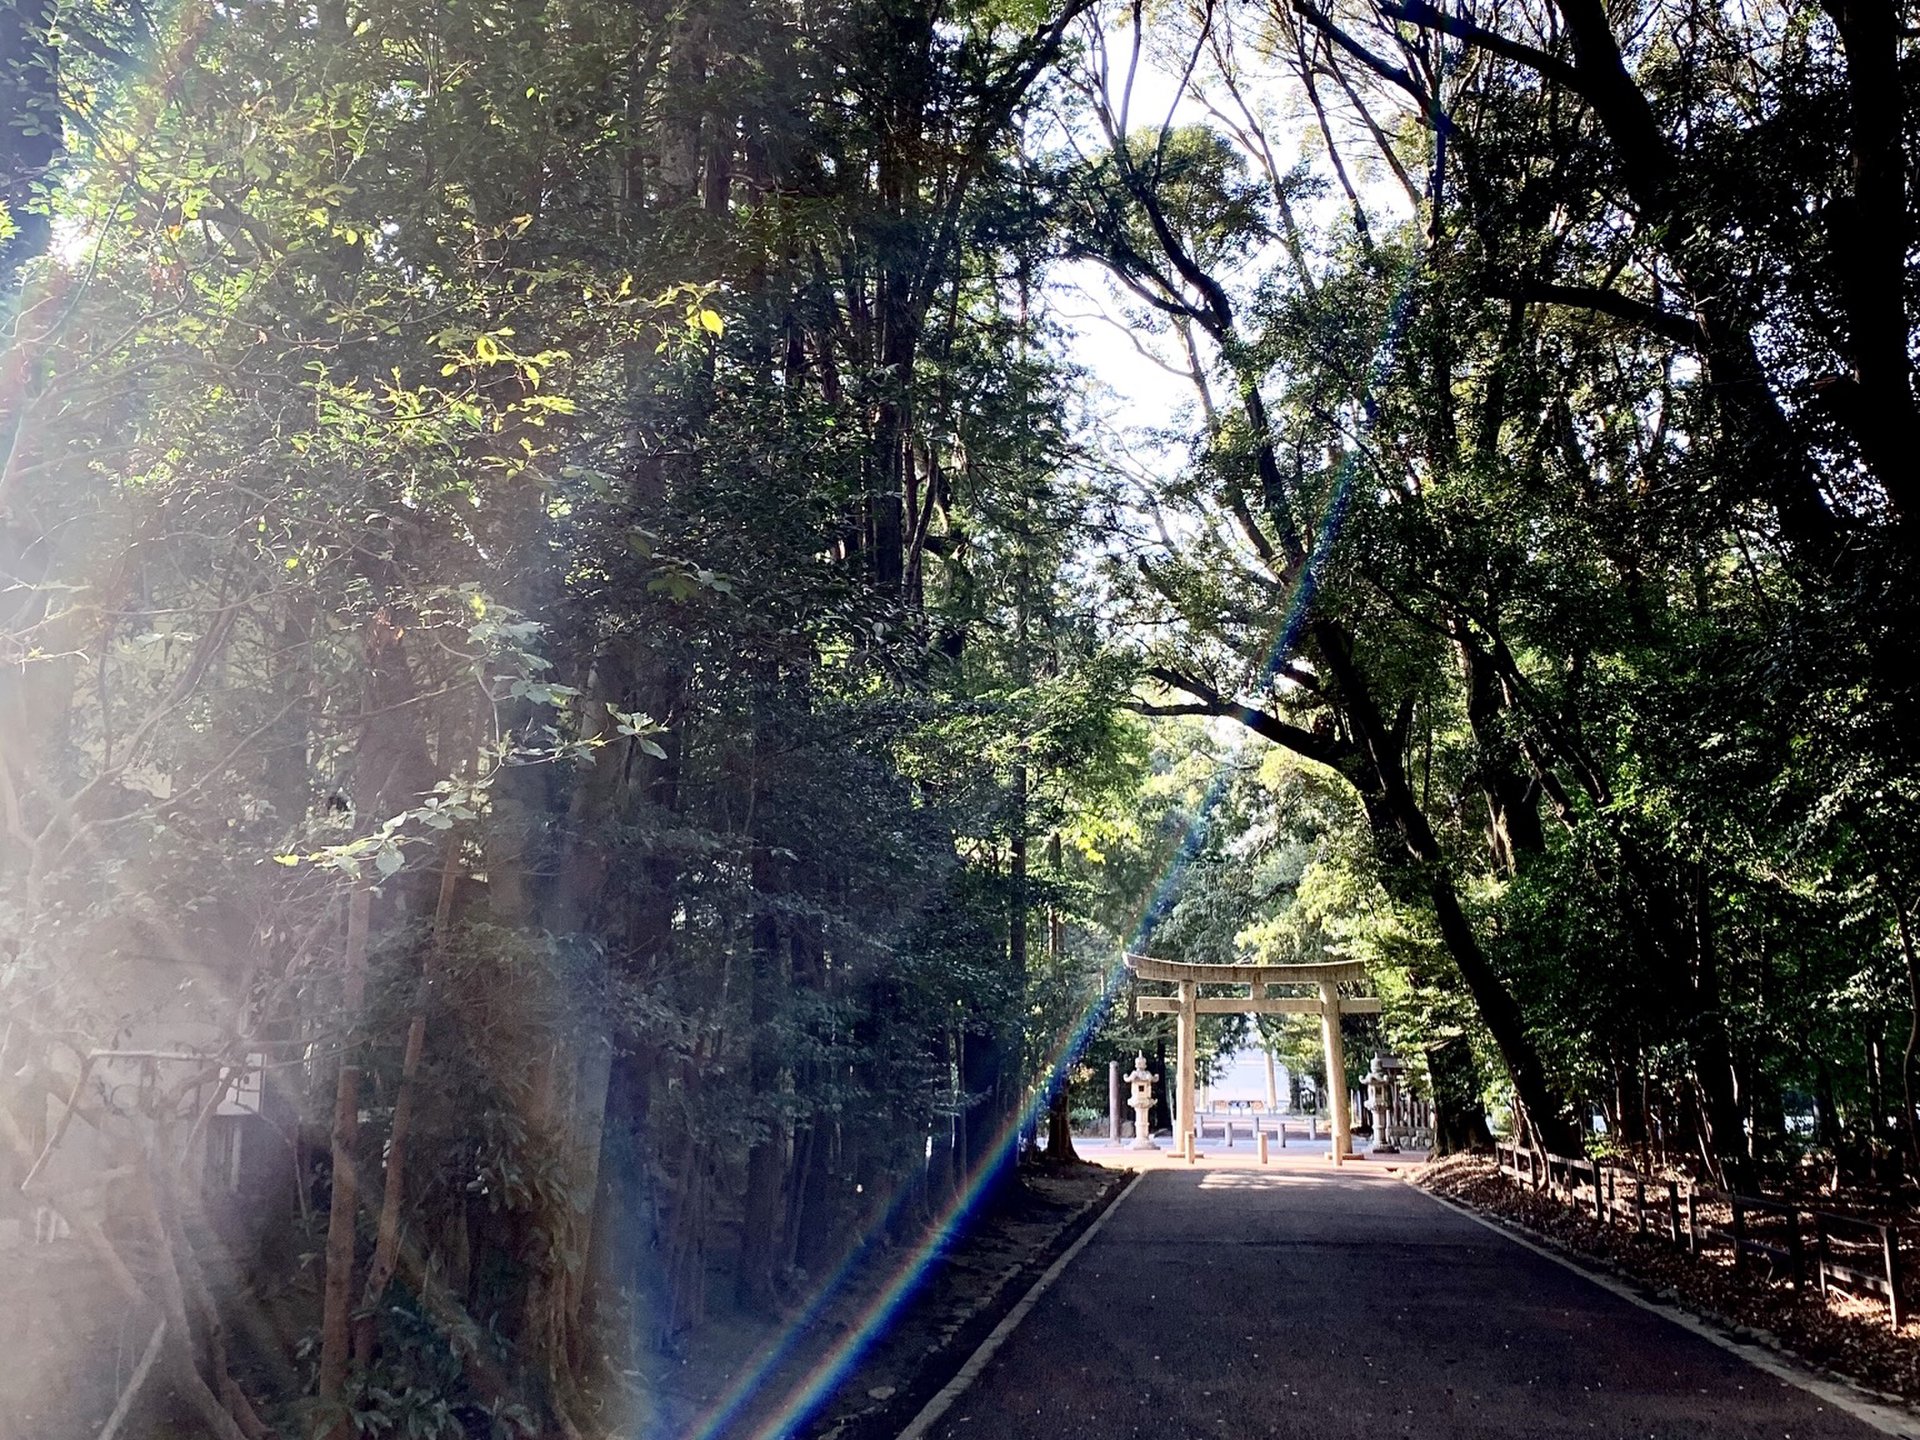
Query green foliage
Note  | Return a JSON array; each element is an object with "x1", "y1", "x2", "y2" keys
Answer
[{"x1": 7, "y1": 0, "x2": 1920, "y2": 1431}]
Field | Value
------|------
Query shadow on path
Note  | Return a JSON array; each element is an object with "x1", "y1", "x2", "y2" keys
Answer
[{"x1": 915, "y1": 1161, "x2": 1896, "y2": 1439}]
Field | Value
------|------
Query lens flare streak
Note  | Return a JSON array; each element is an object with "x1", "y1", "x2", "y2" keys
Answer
[{"x1": 682, "y1": 252, "x2": 1423, "y2": 1440}]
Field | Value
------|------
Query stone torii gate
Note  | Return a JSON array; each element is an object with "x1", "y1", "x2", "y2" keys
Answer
[{"x1": 1125, "y1": 954, "x2": 1381, "y2": 1163}]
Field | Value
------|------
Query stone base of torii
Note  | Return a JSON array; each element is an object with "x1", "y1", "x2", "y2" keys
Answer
[{"x1": 1125, "y1": 954, "x2": 1381, "y2": 1163}]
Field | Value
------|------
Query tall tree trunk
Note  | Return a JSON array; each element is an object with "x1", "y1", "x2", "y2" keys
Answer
[
  {"x1": 1003, "y1": 765, "x2": 1030, "y2": 1185},
  {"x1": 1150, "y1": 1035, "x2": 1171, "y2": 1136},
  {"x1": 1454, "y1": 628, "x2": 1544, "y2": 876},
  {"x1": 1867, "y1": 1031, "x2": 1887, "y2": 1150},
  {"x1": 317, "y1": 881, "x2": 370, "y2": 1435},
  {"x1": 1819, "y1": 0, "x2": 1917, "y2": 513},
  {"x1": 1044, "y1": 1084, "x2": 1078, "y2": 1162},
  {"x1": 961, "y1": 1016, "x2": 1016, "y2": 1207},
  {"x1": 1689, "y1": 864, "x2": 1748, "y2": 1189},
  {"x1": 1426, "y1": 1035, "x2": 1493, "y2": 1155},
  {"x1": 737, "y1": 682, "x2": 789, "y2": 1310},
  {"x1": 1423, "y1": 876, "x2": 1579, "y2": 1155},
  {"x1": 736, "y1": 940, "x2": 786, "y2": 1307},
  {"x1": 353, "y1": 836, "x2": 459, "y2": 1367},
  {"x1": 1316, "y1": 623, "x2": 1583, "y2": 1156},
  {"x1": 1895, "y1": 901, "x2": 1920, "y2": 1171},
  {"x1": 1041, "y1": 828, "x2": 1075, "y2": 1162},
  {"x1": 781, "y1": 912, "x2": 831, "y2": 1269}
]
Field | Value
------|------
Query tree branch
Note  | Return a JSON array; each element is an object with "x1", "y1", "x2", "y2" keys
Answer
[
  {"x1": 1376, "y1": 0, "x2": 1580, "y2": 89},
  {"x1": 1290, "y1": 0, "x2": 1449, "y2": 126},
  {"x1": 1499, "y1": 279, "x2": 1706, "y2": 349},
  {"x1": 1142, "y1": 666, "x2": 1346, "y2": 767}
]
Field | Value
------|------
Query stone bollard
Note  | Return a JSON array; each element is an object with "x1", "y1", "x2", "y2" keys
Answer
[
  {"x1": 1225, "y1": 1119, "x2": 1234, "y2": 1148},
  {"x1": 1258, "y1": 1131, "x2": 1270, "y2": 1165},
  {"x1": 1279, "y1": 1122, "x2": 1287, "y2": 1148},
  {"x1": 1185, "y1": 1130, "x2": 1197, "y2": 1164}
]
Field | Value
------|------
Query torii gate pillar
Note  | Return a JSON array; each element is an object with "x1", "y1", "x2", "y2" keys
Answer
[
  {"x1": 1319, "y1": 978, "x2": 1351, "y2": 1162},
  {"x1": 1175, "y1": 979, "x2": 1197, "y2": 1145}
]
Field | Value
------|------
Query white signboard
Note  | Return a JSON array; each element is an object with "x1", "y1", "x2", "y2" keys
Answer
[{"x1": 217, "y1": 1055, "x2": 265, "y2": 1116}]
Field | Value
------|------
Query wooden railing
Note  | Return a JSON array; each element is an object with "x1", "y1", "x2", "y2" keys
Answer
[{"x1": 1493, "y1": 1144, "x2": 1904, "y2": 1328}]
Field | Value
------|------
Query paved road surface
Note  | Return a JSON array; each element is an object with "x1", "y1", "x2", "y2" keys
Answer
[{"x1": 917, "y1": 1161, "x2": 1896, "y2": 1440}]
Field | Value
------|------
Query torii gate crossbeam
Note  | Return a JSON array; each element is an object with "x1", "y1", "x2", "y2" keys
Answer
[{"x1": 1124, "y1": 954, "x2": 1374, "y2": 1163}]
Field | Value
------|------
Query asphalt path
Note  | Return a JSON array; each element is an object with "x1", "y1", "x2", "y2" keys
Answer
[{"x1": 913, "y1": 1161, "x2": 1900, "y2": 1440}]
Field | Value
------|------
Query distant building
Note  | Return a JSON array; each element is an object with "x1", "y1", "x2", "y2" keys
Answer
[{"x1": 1201, "y1": 1046, "x2": 1292, "y2": 1111}]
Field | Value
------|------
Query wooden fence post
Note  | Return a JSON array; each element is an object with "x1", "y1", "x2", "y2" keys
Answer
[
  {"x1": 1591, "y1": 1162, "x2": 1604, "y2": 1223},
  {"x1": 1731, "y1": 1194, "x2": 1746, "y2": 1276},
  {"x1": 1635, "y1": 1178, "x2": 1647, "y2": 1238},
  {"x1": 1883, "y1": 1225, "x2": 1903, "y2": 1330},
  {"x1": 1667, "y1": 1181, "x2": 1682, "y2": 1246},
  {"x1": 1685, "y1": 1187, "x2": 1698, "y2": 1254},
  {"x1": 1786, "y1": 1209, "x2": 1804, "y2": 1290}
]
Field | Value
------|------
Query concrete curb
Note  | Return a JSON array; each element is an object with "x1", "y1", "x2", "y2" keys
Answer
[
  {"x1": 892, "y1": 1170, "x2": 1143, "y2": 1440},
  {"x1": 805, "y1": 1166, "x2": 1136, "y2": 1440}
]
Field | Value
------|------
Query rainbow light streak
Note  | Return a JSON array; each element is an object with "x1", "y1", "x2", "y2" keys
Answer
[
  {"x1": 680, "y1": 667, "x2": 1241, "y2": 1440},
  {"x1": 21, "y1": 14, "x2": 1431, "y2": 1436},
  {"x1": 674, "y1": 720, "x2": 1251, "y2": 1440},
  {"x1": 682, "y1": 252, "x2": 1426, "y2": 1440}
]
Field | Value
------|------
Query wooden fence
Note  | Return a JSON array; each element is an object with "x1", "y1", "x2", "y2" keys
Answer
[{"x1": 1493, "y1": 1144, "x2": 1905, "y2": 1329}]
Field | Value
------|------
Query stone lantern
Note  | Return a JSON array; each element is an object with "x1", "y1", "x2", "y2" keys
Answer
[
  {"x1": 1126, "y1": 1052, "x2": 1160, "y2": 1150},
  {"x1": 1366, "y1": 1054, "x2": 1397, "y2": 1153},
  {"x1": 1367, "y1": 1052, "x2": 1407, "y2": 1152}
]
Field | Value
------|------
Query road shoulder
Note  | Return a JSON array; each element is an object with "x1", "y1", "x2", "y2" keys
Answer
[{"x1": 1408, "y1": 1159, "x2": 1920, "y2": 1438}]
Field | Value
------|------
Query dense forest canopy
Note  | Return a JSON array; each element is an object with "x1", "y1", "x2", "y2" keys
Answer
[{"x1": 1, "y1": 0, "x2": 1916, "y2": 1433}]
